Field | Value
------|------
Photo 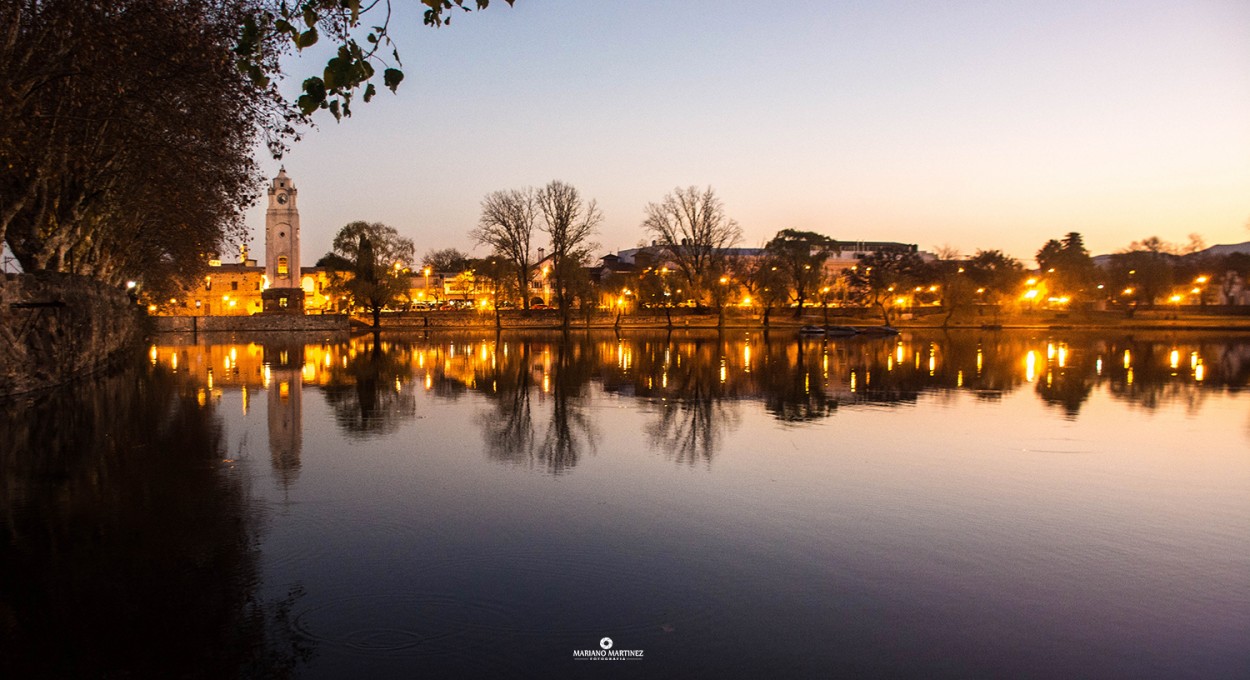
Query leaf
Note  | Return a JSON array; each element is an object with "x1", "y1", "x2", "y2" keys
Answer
[
  {"x1": 234, "y1": 15, "x2": 259, "y2": 57},
  {"x1": 383, "y1": 68, "x2": 404, "y2": 93},
  {"x1": 323, "y1": 55, "x2": 350, "y2": 90},
  {"x1": 297, "y1": 28, "x2": 318, "y2": 49},
  {"x1": 299, "y1": 77, "x2": 327, "y2": 115},
  {"x1": 363, "y1": 83, "x2": 377, "y2": 103},
  {"x1": 303, "y1": 7, "x2": 318, "y2": 28},
  {"x1": 297, "y1": 94, "x2": 320, "y2": 117}
]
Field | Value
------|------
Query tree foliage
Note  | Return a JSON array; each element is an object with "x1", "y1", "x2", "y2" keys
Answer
[
  {"x1": 729, "y1": 252, "x2": 787, "y2": 327},
  {"x1": 1035, "y1": 232, "x2": 1097, "y2": 300},
  {"x1": 2, "y1": 1, "x2": 514, "y2": 296},
  {"x1": 234, "y1": 1, "x2": 516, "y2": 120},
  {"x1": 326, "y1": 221, "x2": 414, "y2": 325},
  {"x1": 846, "y1": 249, "x2": 926, "y2": 325},
  {"x1": 965, "y1": 249, "x2": 1025, "y2": 317},
  {"x1": 421, "y1": 247, "x2": 470, "y2": 272},
  {"x1": 1108, "y1": 238, "x2": 1179, "y2": 309},
  {"x1": 764, "y1": 229, "x2": 838, "y2": 317},
  {"x1": 641, "y1": 186, "x2": 742, "y2": 306},
  {"x1": 1, "y1": 0, "x2": 294, "y2": 289}
]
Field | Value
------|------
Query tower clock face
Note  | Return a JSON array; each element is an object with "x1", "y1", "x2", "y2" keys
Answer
[{"x1": 276, "y1": 193, "x2": 288, "y2": 205}]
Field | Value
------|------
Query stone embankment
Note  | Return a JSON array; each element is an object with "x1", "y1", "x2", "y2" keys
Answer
[
  {"x1": 152, "y1": 314, "x2": 348, "y2": 333},
  {"x1": 1, "y1": 273, "x2": 145, "y2": 397},
  {"x1": 365, "y1": 309, "x2": 771, "y2": 330}
]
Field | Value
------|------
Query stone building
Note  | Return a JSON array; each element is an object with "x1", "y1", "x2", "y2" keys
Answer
[{"x1": 152, "y1": 169, "x2": 335, "y2": 316}]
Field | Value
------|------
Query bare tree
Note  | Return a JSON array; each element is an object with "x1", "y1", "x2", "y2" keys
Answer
[
  {"x1": 641, "y1": 186, "x2": 742, "y2": 307},
  {"x1": 537, "y1": 181, "x2": 602, "y2": 328},
  {"x1": 421, "y1": 247, "x2": 470, "y2": 272},
  {"x1": 472, "y1": 188, "x2": 537, "y2": 309}
]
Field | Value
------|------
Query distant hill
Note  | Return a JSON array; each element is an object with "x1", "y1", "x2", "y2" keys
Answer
[
  {"x1": 1092, "y1": 240, "x2": 1250, "y2": 267},
  {"x1": 1197, "y1": 241, "x2": 1250, "y2": 258}
]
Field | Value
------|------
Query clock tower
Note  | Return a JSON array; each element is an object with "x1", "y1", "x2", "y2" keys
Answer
[{"x1": 262, "y1": 168, "x2": 305, "y2": 313}]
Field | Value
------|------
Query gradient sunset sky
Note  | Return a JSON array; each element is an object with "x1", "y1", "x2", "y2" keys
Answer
[{"x1": 249, "y1": 0, "x2": 1250, "y2": 266}]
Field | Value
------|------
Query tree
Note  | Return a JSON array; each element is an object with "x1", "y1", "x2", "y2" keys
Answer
[
  {"x1": 326, "y1": 221, "x2": 414, "y2": 327},
  {"x1": 2, "y1": 1, "x2": 513, "y2": 296},
  {"x1": 537, "y1": 181, "x2": 601, "y2": 328},
  {"x1": 1108, "y1": 238, "x2": 1179, "y2": 309},
  {"x1": 1035, "y1": 232, "x2": 1097, "y2": 302},
  {"x1": 2, "y1": 1, "x2": 291, "y2": 290},
  {"x1": 965, "y1": 249, "x2": 1025, "y2": 321},
  {"x1": 846, "y1": 249, "x2": 926, "y2": 325},
  {"x1": 731, "y1": 254, "x2": 788, "y2": 328},
  {"x1": 641, "y1": 186, "x2": 742, "y2": 307},
  {"x1": 421, "y1": 247, "x2": 470, "y2": 273},
  {"x1": 635, "y1": 264, "x2": 679, "y2": 328},
  {"x1": 764, "y1": 229, "x2": 838, "y2": 318},
  {"x1": 473, "y1": 188, "x2": 537, "y2": 309},
  {"x1": 470, "y1": 255, "x2": 515, "y2": 329},
  {"x1": 925, "y1": 246, "x2": 975, "y2": 327}
]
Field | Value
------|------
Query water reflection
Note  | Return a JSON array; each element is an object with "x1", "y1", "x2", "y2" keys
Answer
[
  {"x1": 476, "y1": 337, "x2": 599, "y2": 473},
  {"x1": 320, "y1": 338, "x2": 415, "y2": 439},
  {"x1": 0, "y1": 363, "x2": 311, "y2": 677},
  {"x1": 147, "y1": 330, "x2": 1247, "y2": 468},
  {"x1": 6, "y1": 330, "x2": 1247, "y2": 676}
]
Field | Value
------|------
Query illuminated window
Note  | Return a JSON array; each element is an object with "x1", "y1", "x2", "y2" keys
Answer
[
  {"x1": 278, "y1": 256, "x2": 288, "y2": 276},
  {"x1": 279, "y1": 296, "x2": 288, "y2": 308}
]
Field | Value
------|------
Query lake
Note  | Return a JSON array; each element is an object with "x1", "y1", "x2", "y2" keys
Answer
[{"x1": 2, "y1": 329, "x2": 1247, "y2": 678}]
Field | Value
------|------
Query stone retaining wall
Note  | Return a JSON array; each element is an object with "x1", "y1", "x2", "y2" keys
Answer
[
  {"x1": 152, "y1": 314, "x2": 349, "y2": 333},
  {"x1": 370, "y1": 308, "x2": 771, "y2": 329},
  {"x1": 0, "y1": 272, "x2": 145, "y2": 397}
]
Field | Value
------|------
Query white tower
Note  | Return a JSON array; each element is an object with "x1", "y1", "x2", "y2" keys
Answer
[
  {"x1": 266, "y1": 168, "x2": 301, "y2": 286},
  {"x1": 262, "y1": 168, "x2": 305, "y2": 312}
]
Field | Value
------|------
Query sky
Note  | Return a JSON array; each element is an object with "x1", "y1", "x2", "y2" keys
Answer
[{"x1": 246, "y1": 0, "x2": 1250, "y2": 267}]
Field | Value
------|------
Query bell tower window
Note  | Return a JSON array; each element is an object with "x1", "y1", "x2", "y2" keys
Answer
[{"x1": 278, "y1": 256, "x2": 289, "y2": 276}]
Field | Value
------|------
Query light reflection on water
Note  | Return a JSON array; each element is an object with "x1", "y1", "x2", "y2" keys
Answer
[{"x1": 3, "y1": 330, "x2": 1249, "y2": 678}]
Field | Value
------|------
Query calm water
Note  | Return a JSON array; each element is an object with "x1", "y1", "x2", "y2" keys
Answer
[{"x1": 2, "y1": 330, "x2": 1248, "y2": 679}]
